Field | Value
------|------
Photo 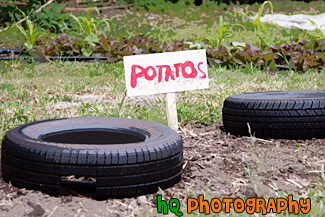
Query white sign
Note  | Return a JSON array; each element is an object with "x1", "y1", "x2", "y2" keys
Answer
[{"x1": 123, "y1": 49, "x2": 209, "y2": 96}]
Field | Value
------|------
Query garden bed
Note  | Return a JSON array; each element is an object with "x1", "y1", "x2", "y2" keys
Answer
[
  {"x1": 0, "y1": 124, "x2": 324, "y2": 216},
  {"x1": 1, "y1": 35, "x2": 324, "y2": 72}
]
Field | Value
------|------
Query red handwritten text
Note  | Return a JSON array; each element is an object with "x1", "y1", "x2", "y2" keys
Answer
[{"x1": 131, "y1": 60, "x2": 206, "y2": 88}]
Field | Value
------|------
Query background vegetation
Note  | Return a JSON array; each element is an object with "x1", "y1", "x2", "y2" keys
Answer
[{"x1": 1, "y1": 0, "x2": 324, "y2": 71}]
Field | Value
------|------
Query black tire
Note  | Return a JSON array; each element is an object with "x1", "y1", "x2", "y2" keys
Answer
[
  {"x1": 222, "y1": 90, "x2": 325, "y2": 139},
  {"x1": 1, "y1": 117, "x2": 183, "y2": 199}
]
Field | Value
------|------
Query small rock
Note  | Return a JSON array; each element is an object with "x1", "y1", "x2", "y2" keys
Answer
[
  {"x1": 27, "y1": 203, "x2": 45, "y2": 217},
  {"x1": 215, "y1": 140, "x2": 225, "y2": 145},
  {"x1": 138, "y1": 196, "x2": 148, "y2": 204}
]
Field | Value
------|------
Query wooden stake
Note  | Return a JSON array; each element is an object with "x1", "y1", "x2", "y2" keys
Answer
[{"x1": 166, "y1": 92, "x2": 178, "y2": 131}]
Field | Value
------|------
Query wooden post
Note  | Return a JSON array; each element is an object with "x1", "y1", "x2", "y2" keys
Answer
[{"x1": 166, "y1": 92, "x2": 178, "y2": 131}]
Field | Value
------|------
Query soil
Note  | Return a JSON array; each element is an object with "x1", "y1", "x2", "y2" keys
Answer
[{"x1": 0, "y1": 124, "x2": 324, "y2": 217}]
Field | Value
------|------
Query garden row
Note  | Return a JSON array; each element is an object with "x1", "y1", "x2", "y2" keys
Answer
[{"x1": 9, "y1": 34, "x2": 325, "y2": 72}]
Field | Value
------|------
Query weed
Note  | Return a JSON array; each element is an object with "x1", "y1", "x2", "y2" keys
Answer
[
  {"x1": 215, "y1": 15, "x2": 246, "y2": 47},
  {"x1": 69, "y1": 7, "x2": 111, "y2": 56},
  {"x1": 14, "y1": 10, "x2": 47, "y2": 52},
  {"x1": 277, "y1": 51, "x2": 293, "y2": 71},
  {"x1": 307, "y1": 19, "x2": 325, "y2": 41},
  {"x1": 252, "y1": 1, "x2": 273, "y2": 50}
]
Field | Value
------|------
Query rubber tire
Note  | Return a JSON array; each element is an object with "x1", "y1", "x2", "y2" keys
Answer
[
  {"x1": 1, "y1": 117, "x2": 183, "y2": 199},
  {"x1": 222, "y1": 90, "x2": 325, "y2": 139}
]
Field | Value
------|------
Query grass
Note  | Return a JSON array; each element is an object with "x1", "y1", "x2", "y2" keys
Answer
[
  {"x1": 1, "y1": 61, "x2": 324, "y2": 140},
  {"x1": 106, "y1": 0, "x2": 325, "y2": 45}
]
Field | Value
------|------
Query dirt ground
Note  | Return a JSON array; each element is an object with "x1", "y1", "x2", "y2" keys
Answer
[{"x1": 0, "y1": 124, "x2": 324, "y2": 217}]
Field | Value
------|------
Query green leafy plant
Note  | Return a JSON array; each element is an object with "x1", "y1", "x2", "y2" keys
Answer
[
  {"x1": 307, "y1": 19, "x2": 325, "y2": 41},
  {"x1": 277, "y1": 51, "x2": 293, "y2": 71},
  {"x1": 14, "y1": 10, "x2": 47, "y2": 52},
  {"x1": 252, "y1": 1, "x2": 273, "y2": 50},
  {"x1": 184, "y1": 41, "x2": 204, "y2": 49},
  {"x1": 70, "y1": 7, "x2": 111, "y2": 56},
  {"x1": 215, "y1": 15, "x2": 246, "y2": 47},
  {"x1": 37, "y1": 4, "x2": 69, "y2": 33},
  {"x1": 0, "y1": 0, "x2": 43, "y2": 25}
]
